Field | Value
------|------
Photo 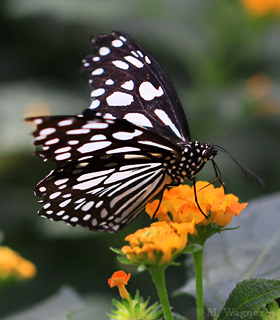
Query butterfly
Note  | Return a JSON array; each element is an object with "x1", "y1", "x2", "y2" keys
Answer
[{"x1": 26, "y1": 31, "x2": 222, "y2": 232}]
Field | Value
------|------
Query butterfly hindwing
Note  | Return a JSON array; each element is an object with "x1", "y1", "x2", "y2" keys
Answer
[
  {"x1": 82, "y1": 31, "x2": 190, "y2": 145},
  {"x1": 35, "y1": 156, "x2": 171, "y2": 232}
]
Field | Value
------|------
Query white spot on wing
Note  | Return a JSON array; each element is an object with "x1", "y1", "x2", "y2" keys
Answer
[
  {"x1": 54, "y1": 146, "x2": 71, "y2": 154},
  {"x1": 139, "y1": 81, "x2": 164, "y2": 101},
  {"x1": 68, "y1": 140, "x2": 79, "y2": 145},
  {"x1": 89, "y1": 100, "x2": 101, "y2": 109},
  {"x1": 55, "y1": 153, "x2": 71, "y2": 161},
  {"x1": 34, "y1": 118, "x2": 43, "y2": 124},
  {"x1": 105, "y1": 79, "x2": 114, "y2": 85},
  {"x1": 103, "y1": 113, "x2": 116, "y2": 120},
  {"x1": 100, "y1": 208, "x2": 108, "y2": 218},
  {"x1": 124, "y1": 56, "x2": 144, "y2": 68},
  {"x1": 90, "y1": 134, "x2": 107, "y2": 141},
  {"x1": 91, "y1": 88, "x2": 105, "y2": 98},
  {"x1": 49, "y1": 191, "x2": 61, "y2": 199},
  {"x1": 93, "y1": 56, "x2": 100, "y2": 61},
  {"x1": 154, "y1": 109, "x2": 182, "y2": 139},
  {"x1": 111, "y1": 39, "x2": 123, "y2": 47},
  {"x1": 82, "y1": 122, "x2": 109, "y2": 129},
  {"x1": 119, "y1": 35, "x2": 127, "y2": 42},
  {"x1": 106, "y1": 92, "x2": 134, "y2": 106},
  {"x1": 106, "y1": 146, "x2": 140, "y2": 154},
  {"x1": 59, "y1": 199, "x2": 71, "y2": 208},
  {"x1": 92, "y1": 218, "x2": 98, "y2": 226},
  {"x1": 66, "y1": 129, "x2": 90, "y2": 135},
  {"x1": 77, "y1": 141, "x2": 112, "y2": 153},
  {"x1": 124, "y1": 113, "x2": 153, "y2": 127},
  {"x1": 45, "y1": 138, "x2": 59, "y2": 145},
  {"x1": 145, "y1": 56, "x2": 151, "y2": 64},
  {"x1": 54, "y1": 178, "x2": 69, "y2": 185},
  {"x1": 58, "y1": 120, "x2": 73, "y2": 126},
  {"x1": 121, "y1": 80, "x2": 134, "y2": 90},
  {"x1": 39, "y1": 128, "x2": 56, "y2": 136},
  {"x1": 112, "y1": 60, "x2": 129, "y2": 70},
  {"x1": 112, "y1": 129, "x2": 142, "y2": 140},
  {"x1": 81, "y1": 201, "x2": 95, "y2": 211},
  {"x1": 95, "y1": 201, "x2": 103, "y2": 208},
  {"x1": 92, "y1": 68, "x2": 104, "y2": 75},
  {"x1": 83, "y1": 214, "x2": 91, "y2": 221},
  {"x1": 99, "y1": 47, "x2": 110, "y2": 56}
]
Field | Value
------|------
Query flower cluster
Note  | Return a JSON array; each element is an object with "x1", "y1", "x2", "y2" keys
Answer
[
  {"x1": 0, "y1": 246, "x2": 36, "y2": 280},
  {"x1": 122, "y1": 182, "x2": 247, "y2": 266},
  {"x1": 122, "y1": 221, "x2": 194, "y2": 266},
  {"x1": 146, "y1": 181, "x2": 246, "y2": 232}
]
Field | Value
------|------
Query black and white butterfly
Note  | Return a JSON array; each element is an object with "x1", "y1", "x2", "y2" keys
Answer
[{"x1": 26, "y1": 31, "x2": 224, "y2": 232}]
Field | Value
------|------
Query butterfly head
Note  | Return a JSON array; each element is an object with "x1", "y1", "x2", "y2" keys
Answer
[{"x1": 179, "y1": 141, "x2": 217, "y2": 179}]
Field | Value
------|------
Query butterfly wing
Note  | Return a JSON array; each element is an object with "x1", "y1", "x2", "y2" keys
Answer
[
  {"x1": 82, "y1": 31, "x2": 190, "y2": 146},
  {"x1": 26, "y1": 115, "x2": 180, "y2": 231}
]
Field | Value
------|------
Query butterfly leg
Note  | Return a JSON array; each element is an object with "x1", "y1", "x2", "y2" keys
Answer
[
  {"x1": 211, "y1": 160, "x2": 226, "y2": 193},
  {"x1": 190, "y1": 177, "x2": 208, "y2": 219},
  {"x1": 152, "y1": 189, "x2": 165, "y2": 221}
]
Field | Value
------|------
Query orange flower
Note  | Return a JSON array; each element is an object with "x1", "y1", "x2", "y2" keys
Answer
[
  {"x1": 122, "y1": 221, "x2": 194, "y2": 265},
  {"x1": 108, "y1": 270, "x2": 131, "y2": 300},
  {"x1": 146, "y1": 182, "x2": 247, "y2": 236},
  {"x1": 0, "y1": 246, "x2": 36, "y2": 280},
  {"x1": 240, "y1": 0, "x2": 280, "y2": 16}
]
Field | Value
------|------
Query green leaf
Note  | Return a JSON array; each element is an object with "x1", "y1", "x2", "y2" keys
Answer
[
  {"x1": 217, "y1": 278, "x2": 280, "y2": 320},
  {"x1": 110, "y1": 247, "x2": 125, "y2": 255},
  {"x1": 180, "y1": 193, "x2": 280, "y2": 310},
  {"x1": 117, "y1": 256, "x2": 136, "y2": 265}
]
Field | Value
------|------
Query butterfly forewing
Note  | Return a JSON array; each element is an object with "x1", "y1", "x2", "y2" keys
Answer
[
  {"x1": 26, "y1": 115, "x2": 181, "y2": 167},
  {"x1": 82, "y1": 31, "x2": 190, "y2": 145}
]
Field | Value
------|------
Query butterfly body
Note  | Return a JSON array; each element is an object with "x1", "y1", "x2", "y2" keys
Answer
[{"x1": 26, "y1": 31, "x2": 217, "y2": 232}]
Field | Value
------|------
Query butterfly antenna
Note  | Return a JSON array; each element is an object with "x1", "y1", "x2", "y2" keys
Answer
[{"x1": 213, "y1": 145, "x2": 266, "y2": 188}]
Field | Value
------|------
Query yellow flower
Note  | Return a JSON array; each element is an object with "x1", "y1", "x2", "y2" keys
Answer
[
  {"x1": 122, "y1": 221, "x2": 194, "y2": 265},
  {"x1": 240, "y1": 0, "x2": 280, "y2": 16},
  {"x1": 146, "y1": 182, "x2": 247, "y2": 235},
  {"x1": 108, "y1": 270, "x2": 131, "y2": 300},
  {"x1": 0, "y1": 246, "x2": 36, "y2": 280}
]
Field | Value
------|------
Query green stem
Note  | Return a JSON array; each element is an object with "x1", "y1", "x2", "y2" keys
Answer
[
  {"x1": 192, "y1": 247, "x2": 204, "y2": 320},
  {"x1": 148, "y1": 266, "x2": 174, "y2": 320}
]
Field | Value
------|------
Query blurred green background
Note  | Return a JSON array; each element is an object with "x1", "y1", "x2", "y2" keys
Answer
[{"x1": 0, "y1": 0, "x2": 280, "y2": 319}]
